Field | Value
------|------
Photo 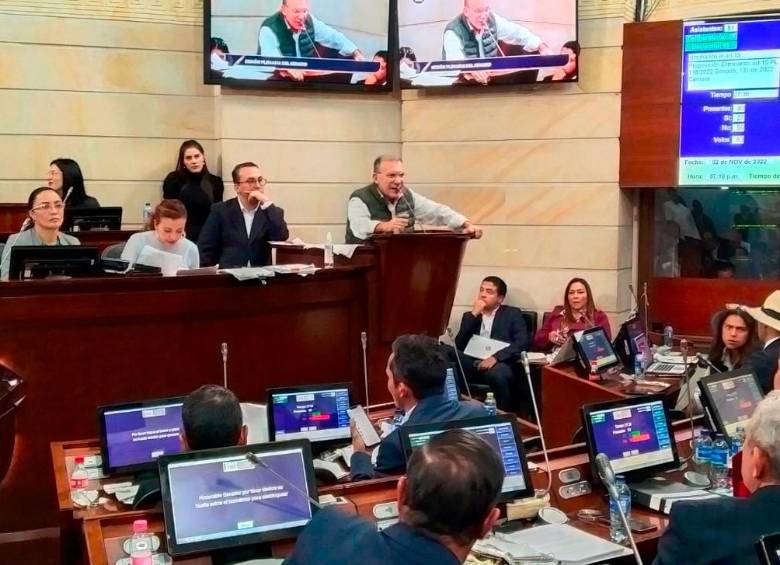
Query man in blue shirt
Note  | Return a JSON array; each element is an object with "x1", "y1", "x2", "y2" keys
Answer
[
  {"x1": 350, "y1": 334, "x2": 487, "y2": 480},
  {"x1": 285, "y1": 428, "x2": 504, "y2": 565}
]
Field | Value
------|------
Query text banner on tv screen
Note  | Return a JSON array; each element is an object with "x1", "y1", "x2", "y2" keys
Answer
[
  {"x1": 206, "y1": 0, "x2": 390, "y2": 91},
  {"x1": 679, "y1": 16, "x2": 780, "y2": 186},
  {"x1": 398, "y1": 0, "x2": 578, "y2": 88}
]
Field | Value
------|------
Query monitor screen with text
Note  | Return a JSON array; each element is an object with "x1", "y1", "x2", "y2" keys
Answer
[
  {"x1": 702, "y1": 369, "x2": 764, "y2": 438},
  {"x1": 269, "y1": 384, "x2": 351, "y2": 444},
  {"x1": 576, "y1": 327, "x2": 620, "y2": 371}
]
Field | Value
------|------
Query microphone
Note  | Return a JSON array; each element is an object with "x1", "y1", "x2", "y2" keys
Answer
[
  {"x1": 361, "y1": 331, "x2": 370, "y2": 418},
  {"x1": 521, "y1": 351, "x2": 552, "y2": 496},
  {"x1": 302, "y1": 27, "x2": 322, "y2": 58},
  {"x1": 485, "y1": 25, "x2": 507, "y2": 57},
  {"x1": 63, "y1": 186, "x2": 74, "y2": 204},
  {"x1": 399, "y1": 190, "x2": 424, "y2": 234},
  {"x1": 245, "y1": 452, "x2": 322, "y2": 509},
  {"x1": 696, "y1": 352, "x2": 722, "y2": 374},
  {"x1": 628, "y1": 284, "x2": 639, "y2": 317},
  {"x1": 445, "y1": 327, "x2": 472, "y2": 399},
  {"x1": 595, "y1": 453, "x2": 644, "y2": 565},
  {"x1": 221, "y1": 342, "x2": 228, "y2": 389},
  {"x1": 680, "y1": 338, "x2": 696, "y2": 465}
]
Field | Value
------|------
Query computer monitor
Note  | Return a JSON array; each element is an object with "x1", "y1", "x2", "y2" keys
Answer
[
  {"x1": 8, "y1": 245, "x2": 100, "y2": 280},
  {"x1": 581, "y1": 395, "x2": 680, "y2": 480},
  {"x1": 574, "y1": 326, "x2": 621, "y2": 373},
  {"x1": 98, "y1": 396, "x2": 185, "y2": 475},
  {"x1": 613, "y1": 317, "x2": 650, "y2": 368},
  {"x1": 266, "y1": 383, "x2": 352, "y2": 449},
  {"x1": 756, "y1": 532, "x2": 780, "y2": 565},
  {"x1": 698, "y1": 368, "x2": 764, "y2": 441},
  {"x1": 63, "y1": 206, "x2": 122, "y2": 232},
  {"x1": 158, "y1": 440, "x2": 317, "y2": 556},
  {"x1": 400, "y1": 415, "x2": 534, "y2": 501}
]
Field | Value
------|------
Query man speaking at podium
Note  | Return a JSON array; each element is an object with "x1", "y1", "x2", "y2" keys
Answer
[{"x1": 345, "y1": 155, "x2": 483, "y2": 244}]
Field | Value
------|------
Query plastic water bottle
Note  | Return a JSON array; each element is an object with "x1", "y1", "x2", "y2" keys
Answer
[
  {"x1": 444, "y1": 368, "x2": 459, "y2": 401},
  {"x1": 634, "y1": 353, "x2": 645, "y2": 379},
  {"x1": 609, "y1": 475, "x2": 632, "y2": 545},
  {"x1": 323, "y1": 232, "x2": 334, "y2": 269},
  {"x1": 69, "y1": 456, "x2": 88, "y2": 506},
  {"x1": 484, "y1": 392, "x2": 497, "y2": 416},
  {"x1": 692, "y1": 430, "x2": 706, "y2": 464},
  {"x1": 709, "y1": 433, "x2": 730, "y2": 490},
  {"x1": 663, "y1": 325, "x2": 674, "y2": 347},
  {"x1": 698, "y1": 431, "x2": 713, "y2": 475},
  {"x1": 129, "y1": 519, "x2": 154, "y2": 565},
  {"x1": 142, "y1": 202, "x2": 153, "y2": 225},
  {"x1": 731, "y1": 427, "x2": 745, "y2": 456}
]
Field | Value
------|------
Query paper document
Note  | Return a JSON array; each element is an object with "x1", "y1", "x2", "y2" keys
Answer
[
  {"x1": 136, "y1": 245, "x2": 183, "y2": 276},
  {"x1": 526, "y1": 351, "x2": 548, "y2": 364},
  {"x1": 219, "y1": 267, "x2": 275, "y2": 281},
  {"x1": 266, "y1": 263, "x2": 318, "y2": 276},
  {"x1": 464, "y1": 335, "x2": 510, "y2": 360}
]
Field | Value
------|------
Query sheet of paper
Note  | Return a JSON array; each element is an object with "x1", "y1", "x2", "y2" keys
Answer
[
  {"x1": 266, "y1": 263, "x2": 318, "y2": 276},
  {"x1": 463, "y1": 335, "x2": 510, "y2": 360},
  {"x1": 219, "y1": 267, "x2": 275, "y2": 281},
  {"x1": 136, "y1": 245, "x2": 183, "y2": 276}
]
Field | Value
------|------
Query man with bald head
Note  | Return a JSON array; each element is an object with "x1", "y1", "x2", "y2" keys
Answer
[
  {"x1": 345, "y1": 155, "x2": 482, "y2": 244},
  {"x1": 258, "y1": 0, "x2": 364, "y2": 81}
]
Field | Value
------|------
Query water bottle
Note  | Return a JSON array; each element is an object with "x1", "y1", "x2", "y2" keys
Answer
[
  {"x1": 484, "y1": 392, "x2": 497, "y2": 416},
  {"x1": 698, "y1": 431, "x2": 713, "y2": 475},
  {"x1": 692, "y1": 430, "x2": 706, "y2": 465},
  {"x1": 323, "y1": 231, "x2": 334, "y2": 269},
  {"x1": 609, "y1": 475, "x2": 632, "y2": 545},
  {"x1": 731, "y1": 427, "x2": 745, "y2": 456},
  {"x1": 663, "y1": 325, "x2": 674, "y2": 347},
  {"x1": 444, "y1": 368, "x2": 459, "y2": 401},
  {"x1": 634, "y1": 353, "x2": 645, "y2": 379},
  {"x1": 69, "y1": 456, "x2": 88, "y2": 506},
  {"x1": 709, "y1": 433, "x2": 730, "y2": 490},
  {"x1": 142, "y1": 202, "x2": 153, "y2": 225},
  {"x1": 129, "y1": 519, "x2": 154, "y2": 565}
]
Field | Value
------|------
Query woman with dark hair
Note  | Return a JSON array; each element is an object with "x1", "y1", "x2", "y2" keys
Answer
[
  {"x1": 708, "y1": 308, "x2": 758, "y2": 372},
  {"x1": 162, "y1": 140, "x2": 224, "y2": 242},
  {"x1": 48, "y1": 158, "x2": 100, "y2": 208},
  {"x1": 121, "y1": 199, "x2": 199, "y2": 270},
  {"x1": 544, "y1": 40, "x2": 580, "y2": 82},
  {"x1": 533, "y1": 277, "x2": 612, "y2": 351},
  {"x1": 1, "y1": 187, "x2": 80, "y2": 280}
]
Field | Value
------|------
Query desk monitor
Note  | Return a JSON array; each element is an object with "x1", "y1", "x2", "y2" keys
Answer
[
  {"x1": 158, "y1": 440, "x2": 317, "y2": 556},
  {"x1": 574, "y1": 326, "x2": 621, "y2": 373},
  {"x1": 266, "y1": 383, "x2": 352, "y2": 449},
  {"x1": 63, "y1": 206, "x2": 122, "y2": 232},
  {"x1": 756, "y1": 532, "x2": 780, "y2": 565},
  {"x1": 613, "y1": 317, "x2": 650, "y2": 368},
  {"x1": 400, "y1": 415, "x2": 533, "y2": 501},
  {"x1": 698, "y1": 368, "x2": 764, "y2": 441},
  {"x1": 98, "y1": 396, "x2": 185, "y2": 475},
  {"x1": 8, "y1": 245, "x2": 100, "y2": 281},
  {"x1": 581, "y1": 395, "x2": 679, "y2": 480}
]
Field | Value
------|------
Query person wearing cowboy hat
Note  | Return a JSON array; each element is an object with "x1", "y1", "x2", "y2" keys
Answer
[{"x1": 743, "y1": 290, "x2": 780, "y2": 393}]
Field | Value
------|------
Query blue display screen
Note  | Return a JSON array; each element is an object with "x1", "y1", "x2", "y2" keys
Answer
[{"x1": 679, "y1": 17, "x2": 780, "y2": 186}]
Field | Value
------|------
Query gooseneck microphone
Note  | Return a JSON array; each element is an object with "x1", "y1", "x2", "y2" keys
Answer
[
  {"x1": 595, "y1": 453, "x2": 643, "y2": 565},
  {"x1": 521, "y1": 351, "x2": 552, "y2": 496},
  {"x1": 680, "y1": 339, "x2": 697, "y2": 465},
  {"x1": 361, "y1": 331, "x2": 370, "y2": 417},
  {"x1": 696, "y1": 352, "x2": 722, "y2": 374},
  {"x1": 245, "y1": 452, "x2": 322, "y2": 509},
  {"x1": 445, "y1": 327, "x2": 472, "y2": 399},
  {"x1": 221, "y1": 342, "x2": 229, "y2": 389},
  {"x1": 63, "y1": 186, "x2": 74, "y2": 204}
]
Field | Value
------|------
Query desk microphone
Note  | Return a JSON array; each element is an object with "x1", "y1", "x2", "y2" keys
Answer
[
  {"x1": 399, "y1": 191, "x2": 423, "y2": 234},
  {"x1": 361, "y1": 331, "x2": 370, "y2": 417},
  {"x1": 628, "y1": 284, "x2": 639, "y2": 318},
  {"x1": 245, "y1": 452, "x2": 322, "y2": 509},
  {"x1": 680, "y1": 338, "x2": 696, "y2": 465},
  {"x1": 63, "y1": 186, "x2": 73, "y2": 204},
  {"x1": 696, "y1": 352, "x2": 721, "y2": 374},
  {"x1": 595, "y1": 453, "x2": 643, "y2": 565},
  {"x1": 445, "y1": 327, "x2": 472, "y2": 399},
  {"x1": 220, "y1": 342, "x2": 229, "y2": 389},
  {"x1": 521, "y1": 351, "x2": 551, "y2": 496}
]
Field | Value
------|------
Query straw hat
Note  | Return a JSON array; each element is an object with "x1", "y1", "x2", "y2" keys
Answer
[{"x1": 744, "y1": 290, "x2": 780, "y2": 333}]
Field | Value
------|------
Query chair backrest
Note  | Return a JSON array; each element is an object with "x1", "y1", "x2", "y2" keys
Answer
[
  {"x1": 521, "y1": 310, "x2": 538, "y2": 335},
  {"x1": 101, "y1": 242, "x2": 125, "y2": 260},
  {"x1": 240, "y1": 402, "x2": 268, "y2": 444},
  {"x1": 0, "y1": 243, "x2": 5, "y2": 259}
]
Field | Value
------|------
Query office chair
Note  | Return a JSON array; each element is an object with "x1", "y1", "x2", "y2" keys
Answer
[{"x1": 101, "y1": 243, "x2": 125, "y2": 260}]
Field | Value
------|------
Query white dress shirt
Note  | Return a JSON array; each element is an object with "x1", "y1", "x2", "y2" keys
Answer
[
  {"x1": 347, "y1": 187, "x2": 468, "y2": 242},
  {"x1": 238, "y1": 198, "x2": 273, "y2": 238},
  {"x1": 480, "y1": 306, "x2": 500, "y2": 337},
  {"x1": 443, "y1": 13, "x2": 542, "y2": 60},
  {"x1": 258, "y1": 15, "x2": 358, "y2": 58}
]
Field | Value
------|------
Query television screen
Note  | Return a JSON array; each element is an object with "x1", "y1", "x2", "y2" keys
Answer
[
  {"x1": 398, "y1": 0, "x2": 578, "y2": 88},
  {"x1": 205, "y1": 0, "x2": 392, "y2": 91},
  {"x1": 679, "y1": 16, "x2": 780, "y2": 186}
]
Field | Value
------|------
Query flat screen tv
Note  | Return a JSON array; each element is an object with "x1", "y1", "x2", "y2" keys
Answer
[
  {"x1": 679, "y1": 15, "x2": 780, "y2": 186},
  {"x1": 205, "y1": 0, "x2": 392, "y2": 91},
  {"x1": 398, "y1": 0, "x2": 578, "y2": 89}
]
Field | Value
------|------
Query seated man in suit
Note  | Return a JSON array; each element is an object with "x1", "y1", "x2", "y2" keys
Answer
[
  {"x1": 181, "y1": 384, "x2": 247, "y2": 450},
  {"x1": 198, "y1": 162, "x2": 289, "y2": 268},
  {"x1": 744, "y1": 290, "x2": 780, "y2": 393},
  {"x1": 654, "y1": 390, "x2": 780, "y2": 564},
  {"x1": 350, "y1": 334, "x2": 487, "y2": 480},
  {"x1": 345, "y1": 155, "x2": 483, "y2": 244},
  {"x1": 285, "y1": 428, "x2": 504, "y2": 565},
  {"x1": 452, "y1": 276, "x2": 529, "y2": 412}
]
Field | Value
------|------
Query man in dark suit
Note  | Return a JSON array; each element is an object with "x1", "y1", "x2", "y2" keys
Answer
[
  {"x1": 285, "y1": 428, "x2": 504, "y2": 565},
  {"x1": 181, "y1": 385, "x2": 247, "y2": 451},
  {"x1": 654, "y1": 391, "x2": 780, "y2": 565},
  {"x1": 744, "y1": 290, "x2": 780, "y2": 393},
  {"x1": 453, "y1": 276, "x2": 529, "y2": 412},
  {"x1": 197, "y1": 162, "x2": 289, "y2": 268},
  {"x1": 350, "y1": 334, "x2": 487, "y2": 480}
]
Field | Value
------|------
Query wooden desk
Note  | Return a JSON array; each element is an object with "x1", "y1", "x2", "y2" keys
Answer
[
  {"x1": 541, "y1": 363, "x2": 681, "y2": 449},
  {"x1": 0, "y1": 203, "x2": 27, "y2": 232}
]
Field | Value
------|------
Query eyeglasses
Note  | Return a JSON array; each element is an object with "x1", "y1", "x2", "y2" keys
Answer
[
  {"x1": 31, "y1": 202, "x2": 65, "y2": 212},
  {"x1": 239, "y1": 177, "x2": 267, "y2": 187}
]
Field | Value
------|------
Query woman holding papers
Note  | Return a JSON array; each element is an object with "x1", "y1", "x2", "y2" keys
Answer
[
  {"x1": 533, "y1": 278, "x2": 612, "y2": 351},
  {"x1": 121, "y1": 199, "x2": 199, "y2": 270}
]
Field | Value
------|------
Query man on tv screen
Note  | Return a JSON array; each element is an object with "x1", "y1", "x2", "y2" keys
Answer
[{"x1": 257, "y1": 0, "x2": 365, "y2": 81}]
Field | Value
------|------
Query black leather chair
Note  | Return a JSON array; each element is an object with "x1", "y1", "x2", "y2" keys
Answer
[{"x1": 520, "y1": 310, "x2": 538, "y2": 337}]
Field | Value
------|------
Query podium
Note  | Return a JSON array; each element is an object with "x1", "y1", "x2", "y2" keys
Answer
[{"x1": 275, "y1": 232, "x2": 470, "y2": 393}]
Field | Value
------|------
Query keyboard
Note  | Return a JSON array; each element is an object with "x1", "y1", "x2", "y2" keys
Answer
[{"x1": 646, "y1": 362, "x2": 686, "y2": 375}]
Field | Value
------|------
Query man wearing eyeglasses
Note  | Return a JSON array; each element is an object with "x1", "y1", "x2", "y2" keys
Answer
[{"x1": 197, "y1": 162, "x2": 289, "y2": 268}]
